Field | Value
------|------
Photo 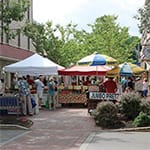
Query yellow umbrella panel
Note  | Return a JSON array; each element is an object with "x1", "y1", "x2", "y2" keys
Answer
[
  {"x1": 106, "y1": 63, "x2": 146, "y2": 77},
  {"x1": 106, "y1": 67, "x2": 120, "y2": 77},
  {"x1": 128, "y1": 63, "x2": 146, "y2": 76}
]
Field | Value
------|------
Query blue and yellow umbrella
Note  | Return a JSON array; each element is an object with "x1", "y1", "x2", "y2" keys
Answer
[
  {"x1": 107, "y1": 62, "x2": 146, "y2": 77},
  {"x1": 77, "y1": 52, "x2": 118, "y2": 66}
]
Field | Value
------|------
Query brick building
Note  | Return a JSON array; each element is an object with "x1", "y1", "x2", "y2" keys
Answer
[{"x1": 0, "y1": 0, "x2": 35, "y2": 87}]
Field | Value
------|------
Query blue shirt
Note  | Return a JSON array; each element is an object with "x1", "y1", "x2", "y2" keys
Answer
[{"x1": 48, "y1": 81, "x2": 55, "y2": 95}]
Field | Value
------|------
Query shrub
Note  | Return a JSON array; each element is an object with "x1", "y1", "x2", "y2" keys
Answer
[
  {"x1": 133, "y1": 112, "x2": 150, "y2": 127},
  {"x1": 92, "y1": 101, "x2": 124, "y2": 129},
  {"x1": 119, "y1": 92, "x2": 141, "y2": 120},
  {"x1": 140, "y1": 98, "x2": 150, "y2": 115}
]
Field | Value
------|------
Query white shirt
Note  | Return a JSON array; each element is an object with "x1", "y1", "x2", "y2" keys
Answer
[
  {"x1": 142, "y1": 81, "x2": 148, "y2": 91},
  {"x1": 35, "y1": 79, "x2": 44, "y2": 93}
]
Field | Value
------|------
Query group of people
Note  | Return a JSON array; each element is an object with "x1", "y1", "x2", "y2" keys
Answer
[
  {"x1": 17, "y1": 75, "x2": 59, "y2": 116},
  {"x1": 123, "y1": 76, "x2": 149, "y2": 97},
  {"x1": 97, "y1": 76, "x2": 149, "y2": 97}
]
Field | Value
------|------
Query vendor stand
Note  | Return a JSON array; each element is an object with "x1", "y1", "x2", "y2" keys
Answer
[
  {"x1": 3, "y1": 53, "x2": 64, "y2": 113},
  {"x1": 58, "y1": 65, "x2": 110, "y2": 106},
  {"x1": 58, "y1": 84, "x2": 88, "y2": 106}
]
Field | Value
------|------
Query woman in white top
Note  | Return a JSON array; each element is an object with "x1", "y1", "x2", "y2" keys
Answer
[{"x1": 35, "y1": 76, "x2": 44, "y2": 108}]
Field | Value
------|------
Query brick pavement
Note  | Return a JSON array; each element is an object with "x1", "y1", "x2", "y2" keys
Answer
[{"x1": 0, "y1": 108, "x2": 100, "y2": 150}]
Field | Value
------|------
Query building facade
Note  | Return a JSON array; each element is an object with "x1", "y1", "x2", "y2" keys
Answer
[
  {"x1": 0, "y1": 0, "x2": 35, "y2": 51},
  {"x1": 140, "y1": 0, "x2": 150, "y2": 71},
  {"x1": 0, "y1": 0, "x2": 35, "y2": 88}
]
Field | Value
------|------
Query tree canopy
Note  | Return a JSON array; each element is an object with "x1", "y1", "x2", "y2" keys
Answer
[
  {"x1": 0, "y1": 0, "x2": 30, "y2": 40},
  {"x1": 24, "y1": 15, "x2": 139, "y2": 67},
  {"x1": 1, "y1": 1, "x2": 140, "y2": 67},
  {"x1": 134, "y1": 3, "x2": 150, "y2": 33}
]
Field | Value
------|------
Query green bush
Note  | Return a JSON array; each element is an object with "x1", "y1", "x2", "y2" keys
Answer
[
  {"x1": 119, "y1": 92, "x2": 141, "y2": 120},
  {"x1": 92, "y1": 101, "x2": 124, "y2": 129},
  {"x1": 140, "y1": 98, "x2": 150, "y2": 115},
  {"x1": 133, "y1": 112, "x2": 150, "y2": 127}
]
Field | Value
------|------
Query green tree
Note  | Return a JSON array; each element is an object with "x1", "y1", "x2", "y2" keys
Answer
[
  {"x1": 0, "y1": 0, "x2": 30, "y2": 41},
  {"x1": 23, "y1": 21, "x2": 46, "y2": 54},
  {"x1": 23, "y1": 15, "x2": 140, "y2": 66},
  {"x1": 81, "y1": 15, "x2": 140, "y2": 63},
  {"x1": 56, "y1": 23, "x2": 87, "y2": 66},
  {"x1": 134, "y1": 3, "x2": 150, "y2": 33}
]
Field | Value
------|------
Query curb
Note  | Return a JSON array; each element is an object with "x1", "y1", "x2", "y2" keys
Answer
[
  {"x1": 112, "y1": 126, "x2": 150, "y2": 132},
  {"x1": 0, "y1": 124, "x2": 30, "y2": 130},
  {"x1": 92, "y1": 126, "x2": 150, "y2": 132}
]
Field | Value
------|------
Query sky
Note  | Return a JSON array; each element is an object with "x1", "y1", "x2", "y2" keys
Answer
[{"x1": 33, "y1": 0, "x2": 145, "y2": 37}]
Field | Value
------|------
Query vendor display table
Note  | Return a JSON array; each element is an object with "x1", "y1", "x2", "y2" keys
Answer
[
  {"x1": 58, "y1": 85, "x2": 99, "y2": 105},
  {"x1": 58, "y1": 93, "x2": 87, "y2": 104}
]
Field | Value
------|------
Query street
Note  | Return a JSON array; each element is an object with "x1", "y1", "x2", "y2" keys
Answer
[{"x1": 80, "y1": 131, "x2": 150, "y2": 150}]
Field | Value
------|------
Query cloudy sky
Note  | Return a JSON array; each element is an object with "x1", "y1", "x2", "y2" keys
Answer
[{"x1": 33, "y1": 0, "x2": 145, "y2": 37}]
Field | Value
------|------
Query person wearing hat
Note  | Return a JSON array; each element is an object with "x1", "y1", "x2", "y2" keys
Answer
[
  {"x1": 135, "y1": 76, "x2": 143, "y2": 97},
  {"x1": 48, "y1": 77, "x2": 56, "y2": 110},
  {"x1": 17, "y1": 75, "x2": 33, "y2": 116}
]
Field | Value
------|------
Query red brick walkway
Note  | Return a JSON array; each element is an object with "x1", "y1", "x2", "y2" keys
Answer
[{"x1": 1, "y1": 108, "x2": 100, "y2": 150}]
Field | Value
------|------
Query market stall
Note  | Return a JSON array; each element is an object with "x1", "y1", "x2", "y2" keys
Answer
[
  {"x1": 3, "y1": 53, "x2": 64, "y2": 114},
  {"x1": 76, "y1": 52, "x2": 119, "y2": 110},
  {"x1": 58, "y1": 65, "x2": 110, "y2": 106}
]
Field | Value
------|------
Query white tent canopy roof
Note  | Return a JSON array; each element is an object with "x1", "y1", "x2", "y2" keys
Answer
[{"x1": 3, "y1": 53, "x2": 64, "y2": 76}]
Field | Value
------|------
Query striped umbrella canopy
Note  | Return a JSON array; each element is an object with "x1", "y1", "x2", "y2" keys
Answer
[
  {"x1": 106, "y1": 62, "x2": 146, "y2": 77},
  {"x1": 77, "y1": 52, "x2": 118, "y2": 66},
  {"x1": 119, "y1": 62, "x2": 146, "y2": 76}
]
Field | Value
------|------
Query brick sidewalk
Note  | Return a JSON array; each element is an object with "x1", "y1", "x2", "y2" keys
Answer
[{"x1": 0, "y1": 108, "x2": 100, "y2": 150}]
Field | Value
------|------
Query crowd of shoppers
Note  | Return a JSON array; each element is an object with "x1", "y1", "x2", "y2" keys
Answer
[
  {"x1": 15, "y1": 75, "x2": 59, "y2": 115},
  {"x1": 95, "y1": 76, "x2": 149, "y2": 98},
  {"x1": 0, "y1": 73, "x2": 150, "y2": 116}
]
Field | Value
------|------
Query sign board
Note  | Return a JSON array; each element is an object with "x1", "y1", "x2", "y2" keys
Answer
[{"x1": 89, "y1": 92, "x2": 119, "y2": 101}]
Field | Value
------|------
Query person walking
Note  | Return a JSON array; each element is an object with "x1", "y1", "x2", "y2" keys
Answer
[
  {"x1": 48, "y1": 77, "x2": 55, "y2": 110},
  {"x1": 121, "y1": 77, "x2": 127, "y2": 93},
  {"x1": 53, "y1": 76, "x2": 59, "y2": 107},
  {"x1": 34, "y1": 75, "x2": 44, "y2": 108},
  {"x1": 17, "y1": 76, "x2": 33, "y2": 116},
  {"x1": 142, "y1": 78, "x2": 148, "y2": 97},
  {"x1": 134, "y1": 77, "x2": 143, "y2": 97}
]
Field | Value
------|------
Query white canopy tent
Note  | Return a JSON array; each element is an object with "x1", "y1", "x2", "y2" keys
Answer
[{"x1": 3, "y1": 53, "x2": 64, "y2": 76}]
